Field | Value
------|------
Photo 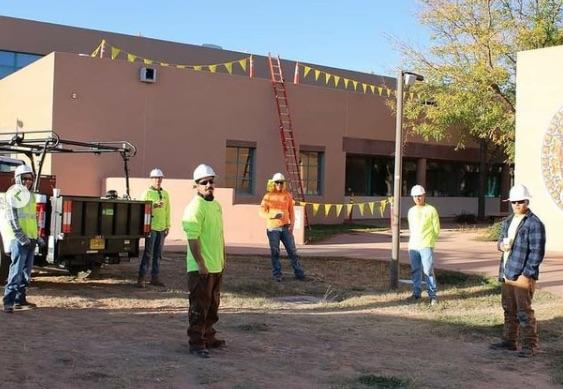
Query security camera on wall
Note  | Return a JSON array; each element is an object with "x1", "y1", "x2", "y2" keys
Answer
[{"x1": 140, "y1": 67, "x2": 156, "y2": 83}]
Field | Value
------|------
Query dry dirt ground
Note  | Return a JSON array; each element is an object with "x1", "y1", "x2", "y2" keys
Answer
[{"x1": 2, "y1": 250, "x2": 563, "y2": 389}]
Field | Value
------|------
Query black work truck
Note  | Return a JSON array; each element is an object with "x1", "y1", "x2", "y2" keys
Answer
[{"x1": 0, "y1": 131, "x2": 151, "y2": 281}]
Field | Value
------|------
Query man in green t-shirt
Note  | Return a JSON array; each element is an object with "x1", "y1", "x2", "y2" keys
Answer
[
  {"x1": 137, "y1": 168, "x2": 170, "y2": 288},
  {"x1": 182, "y1": 164, "x2": 225, "y2": 358},
  {"x1": 407, "y1": 185, "x2": 440, "y2": 306}
]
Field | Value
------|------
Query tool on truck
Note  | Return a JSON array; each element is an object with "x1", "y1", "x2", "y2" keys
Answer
[{"x1": 0, "y1": 131, "x2": 151, "y2": 281}]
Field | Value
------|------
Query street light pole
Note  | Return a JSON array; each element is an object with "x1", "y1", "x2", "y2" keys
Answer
[
  {"x1": 390, "y1": 70, "x2": 424, "y2": 290},
  {"x1": 390, "y1": 70, "x2": 404, "y2": 290}
]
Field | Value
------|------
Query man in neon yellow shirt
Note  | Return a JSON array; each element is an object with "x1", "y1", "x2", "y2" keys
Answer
[
  {"x1": 137, "y1": 168, "x2": 170, "y2": 287},
  {"x1": 407, "y1": 185, "x2": 440, "y2": 305},
  {"x1": 182, "y1": 164, "x2": 225, "y2": 358}
]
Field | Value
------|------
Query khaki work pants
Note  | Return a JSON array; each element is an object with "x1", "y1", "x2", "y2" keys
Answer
[
  {"x1": 187, "y1": 272, "x2": 223, "y2": 349},
  {"x1": 501, "y1": 275, "x2": 538, "y2": 350}
]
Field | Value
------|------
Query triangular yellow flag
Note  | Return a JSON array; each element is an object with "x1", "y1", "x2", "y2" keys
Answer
[
  {"x1": 208, "y1": 65, "x2": 217, "y2": 73},
  {"x1": 362, "y1": 83, "x2": 368, "y2": 94},
  {"x1": 325, "y1": 72, "x2": 332, "y2": 84},
  {"x1": 386, "y1": 88, "x2": 392, "y2": 97},
  {"x1": 90, "y1": 42, "x2": 101, "y2": 57},
  {"x1": 224, "y1": 62, "x2": 233, "y2": 74},
  {"x1": 303, "y1": 66, "x2": 312, "y2": 78},
  {"x1": 368, "y1": 202, "x2": 375, "y2": 215},
  {"x1": 378, "y1": 86, "x2": 383, "y2": 96},
  {"x1": 312, "y1": 203, "x2": 320, "y2": 216},
  {"x1": 324, "y1": 204, "x2": 333, "y2": 216},
  {"x1": 358, "y1": 203, "x2": 365, "y2": 216},
  {"x1": 193, "y1": 65, "x2": 202, "y2": 71},
  {"x1": 160, "y1": 62, "x2": 169, "y2": 67},
  {"x1": 344, "y1": 78, "x2": 349, "y2": 89},
  {"x1": 335, "y1": 204, "x2": 343, "y2": 218},
  {"x1": 177, "y1": 65, "x2": 186, "y2": 69},
  {"x1": 238, "y1": 58, "x2": 247, "y2": 72},
  {"x1": 352, "y1": 80, "x2": 358, "y2": 90},
  {"x1": 370, "y1": 85, "x2": 375, "y2": 94},
  {"x1": 346, "y1": 204, "x2": 354, "y2": 217},
  {"x1": 409, "y1": 92, "x2": 414, "y2": 100},
  {"x1": 111, "y1": 47, "x2": 121, "y2": 60},
  {"x1": 143, "y1": 58, "x2": 153, "y2": 65},
  {"x1": 334, "y1": 75, "x2": 340, "y2": 87},
  {"x1": 314, "y1": 69, "x2": 321, "y2": 80},
  {"x1": 127, "y1": 53, "x2": 136, "y2": 62},
  {"x1": 380, "y1": 200, "x2": 388, "y2": 217}
]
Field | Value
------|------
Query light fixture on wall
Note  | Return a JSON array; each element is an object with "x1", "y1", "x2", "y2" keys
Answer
[
  {"x1": 140, "y1": 67, "x2": 156, "y2": 83},
  {"x1": 70, "y1": 92, "x2": 78, "y2": 100}
]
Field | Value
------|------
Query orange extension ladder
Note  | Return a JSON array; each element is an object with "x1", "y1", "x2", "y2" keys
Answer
[{"x1": 267, "y1": 54, "x2": 309, "y2": 227}]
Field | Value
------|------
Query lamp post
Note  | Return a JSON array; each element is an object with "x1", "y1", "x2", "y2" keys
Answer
[{"x1": 390, "y1": 70, "x2": 424, "y2": 289}]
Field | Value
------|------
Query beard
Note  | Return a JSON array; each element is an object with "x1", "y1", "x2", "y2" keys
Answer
[{"x1": 198, "y1": 192, "x2": 214, "y2": 201}]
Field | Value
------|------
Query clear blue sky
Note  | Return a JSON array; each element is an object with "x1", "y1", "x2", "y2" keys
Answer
[{"x1": 1, "y1": 0, "x2": 429, "y2": 76}]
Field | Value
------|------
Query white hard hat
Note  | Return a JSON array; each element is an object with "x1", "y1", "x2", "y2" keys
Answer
[
  {"x1": 149, "y1": 168, "x2": 164, "y2": 178},
  {"x1": 14, "y1": 164, "x2": 33, "y2": 178},
  {"x1": 272, "y1": 172, "x2": 285, "y2": 182},
  {"x1": 507, "y1": 184, "x2": 532, "y2": 202},
  {"x1": 193, "y1": 164, "x2": 216, "y2": 182},
  {"x1": 410, "y1": 185, "x2": 426, "y2": 196}
]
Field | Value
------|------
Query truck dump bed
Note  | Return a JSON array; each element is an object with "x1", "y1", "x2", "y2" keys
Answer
[{"x1": 48, "y1": 195, "x2": 150, "y2": 263}]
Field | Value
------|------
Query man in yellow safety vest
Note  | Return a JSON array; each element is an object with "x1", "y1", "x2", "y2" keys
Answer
[
  {"x1": 137, "y1": 168, "x2": 171, "y2": 287},
  {"x1": 3, "y1": 164, "x2": 38, "y2": 313}
]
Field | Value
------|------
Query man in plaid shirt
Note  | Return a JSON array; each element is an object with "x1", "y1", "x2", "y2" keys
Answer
[{"x1": 490, "y1": 184, "x2": 546, "y2": 358}]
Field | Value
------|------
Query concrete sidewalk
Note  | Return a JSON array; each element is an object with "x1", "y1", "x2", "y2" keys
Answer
[{"x1": 165, "y1": 229, "x2": 563, "y2": 297}]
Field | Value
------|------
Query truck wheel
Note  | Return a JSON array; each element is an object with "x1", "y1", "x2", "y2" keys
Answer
[{"x1": 0, "y1": 239, "x2": 10, "y2": 285}]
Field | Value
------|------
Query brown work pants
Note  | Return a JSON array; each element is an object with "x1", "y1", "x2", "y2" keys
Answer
[
  {"x1": 501, "y1": 275, "x2": 538, "y2": 350},
  {"x1": 187, "y1": 271, "x2": 223, "y2": 349}
]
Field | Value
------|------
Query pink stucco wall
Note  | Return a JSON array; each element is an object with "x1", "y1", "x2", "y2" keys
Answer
[{"x1": 105, "y1": 177, "x2": 305, "y2": 245}]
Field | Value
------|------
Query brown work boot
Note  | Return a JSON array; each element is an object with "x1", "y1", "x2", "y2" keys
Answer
[
  {"x1": 150, "y1": 276, "x2": 165, "y2": 287},
  {"x1": 206, "y1": 338, "x2": 226, "y2": 349},
  {"x1": 136, "y1": 276, "x2": 146, "y2": 288}
]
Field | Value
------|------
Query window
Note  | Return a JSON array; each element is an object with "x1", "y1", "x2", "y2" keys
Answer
[
  {"x1": 426, "y1": 161, "x2": 480, "y2": 197},
  {"x1": 0, "y1": 50, "x2": 42, "y2": 79},
  {"x1": 299, "y1": 151, "x2": 323, "y2": 195},
  {"x1": 225, "y1": 146, "x2": 255, "y2": 194},
  {"x1": 345, "y1": 155, "x2": 415, "y2": 196}
]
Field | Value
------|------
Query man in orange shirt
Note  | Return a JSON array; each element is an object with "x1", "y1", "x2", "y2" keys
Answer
[{"x1": 259, "y1": 173, "x2": 305, "y2": 282}]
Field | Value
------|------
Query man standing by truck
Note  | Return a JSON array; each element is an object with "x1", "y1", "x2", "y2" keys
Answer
[
  {"x1": 3, "y1": 165, "x2": 38, "y2": 313},
  {"x1": 182, "y1": 164, "x2": 226, "y2": 358},
  {"x1": 137, "y1": 168, "x2": 171, "y2": 288}
]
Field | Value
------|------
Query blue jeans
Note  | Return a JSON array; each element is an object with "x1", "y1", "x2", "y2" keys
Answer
[
  {"x1": 266, "y1": 227, "x2": 305, "y2": 279},
  {"x1": 3, "y1": 239, "x2": 36, "y2": 307},
  {"x1": 408, "y1": 247, "x2": 438, "y2": 299},
  {"x1": 139, "y1": 230, "x2": 165, "y2": 278}
]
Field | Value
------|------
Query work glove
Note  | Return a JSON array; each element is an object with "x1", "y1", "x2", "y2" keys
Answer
[{"x1": 18, "y1": 237, "x2": 31, "y2": 247}]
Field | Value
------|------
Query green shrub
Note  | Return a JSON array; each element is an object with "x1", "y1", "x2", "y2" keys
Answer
[
  {"x1": 484, "y1": 221, "x2": 503, "y2": 241},
  {"x1": 454, "y1": 212, "x2": 477, "y2": 224}
]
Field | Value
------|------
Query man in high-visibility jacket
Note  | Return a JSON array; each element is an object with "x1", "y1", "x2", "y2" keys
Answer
[
  {"x1": 137, "y1": 168, "x2": 171, "y2": 287},
  {"x1": 3, "y1": 164, "x2": 38, "y2": 313},
  {"x1": 259, "y1": 173, "x2": 305, "y2": 282}
]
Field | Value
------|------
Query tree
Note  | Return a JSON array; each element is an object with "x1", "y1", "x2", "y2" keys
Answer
[{"x1": 397, "y1": 0, "x2": 563, "y2": 218}]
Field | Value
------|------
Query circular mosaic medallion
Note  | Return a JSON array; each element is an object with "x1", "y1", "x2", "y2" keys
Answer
[{"x1": 542, "y1": 107, "x2": 563, "y2": 211}]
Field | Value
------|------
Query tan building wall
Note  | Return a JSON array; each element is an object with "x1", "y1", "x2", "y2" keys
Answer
[
  {"x1": 0, "y1": 16, "x2": 502, "y2": 234},
  {"x1": 516, "y1": 45, "x2": 563, "y2": 252}
]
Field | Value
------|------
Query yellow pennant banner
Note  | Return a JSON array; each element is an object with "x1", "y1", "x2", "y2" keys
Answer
[
  {"x1": 298, "y1": 63, "x2": 419, "y2": 100},
  {"x1": 89, "y1": 40, "x2": 251, "y2": 76},
  {"x1": 294, "y1": 199, "x2": 391, "y2": 218}
]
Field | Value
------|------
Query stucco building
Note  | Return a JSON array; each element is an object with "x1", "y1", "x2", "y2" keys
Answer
[{"x1": 0, "y1": 16, "x2": 508, "y2": 236}]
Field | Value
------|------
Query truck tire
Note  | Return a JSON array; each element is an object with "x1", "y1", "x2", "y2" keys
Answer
[{"x1": 0, "y1": 239, "x2": 10, "y2": 285}]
